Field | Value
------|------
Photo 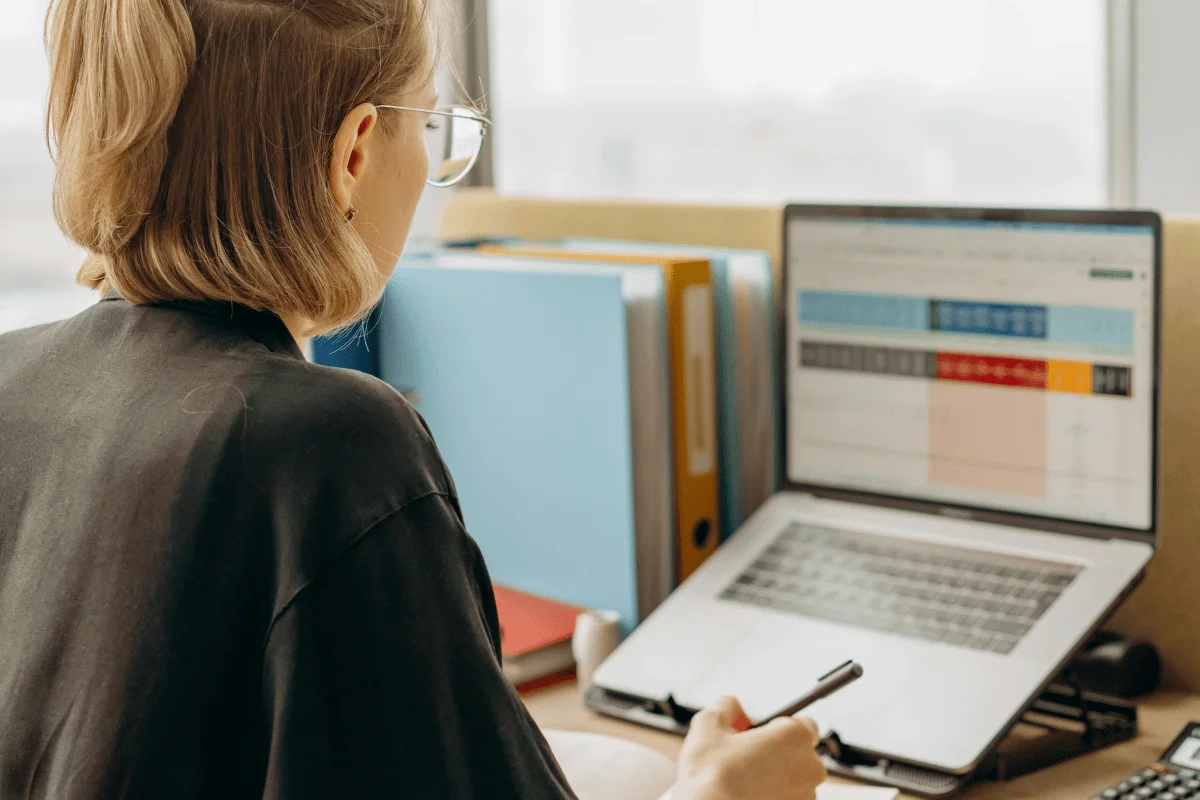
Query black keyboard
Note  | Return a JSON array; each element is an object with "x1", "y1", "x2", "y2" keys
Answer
[{"x1": 719, "y1": 522, "x2": 1080, "y2": 654}]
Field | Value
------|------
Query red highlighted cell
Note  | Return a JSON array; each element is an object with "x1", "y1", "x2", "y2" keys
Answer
[{"x1": 935, "y1": 352, "x2": 1047, "y2": 390}]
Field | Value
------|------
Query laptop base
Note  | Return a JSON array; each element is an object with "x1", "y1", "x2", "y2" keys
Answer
[{"x1": 584, "y1": 676, "x2": 1137, "y2": 798}]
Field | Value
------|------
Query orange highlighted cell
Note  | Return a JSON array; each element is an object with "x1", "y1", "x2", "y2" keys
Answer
[
  {"x1": 1047, "y1": 360, "x2": 1092, "y2": 394},
  {"x1": 929, "y1": 382, "x2": 1047, "y2": 498}
]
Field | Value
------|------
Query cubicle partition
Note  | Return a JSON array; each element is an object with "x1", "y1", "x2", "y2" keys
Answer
[
  {"x1": 1109, "y1": 219, "x2": 1200, "y2": 692},
  {"x1": 440, "y1": 189, "x2": 1200, "y2": 692}
]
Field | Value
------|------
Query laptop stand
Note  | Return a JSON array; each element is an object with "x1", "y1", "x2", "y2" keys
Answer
[
  {"x1": 819, "y1": 676, "x2": 1139, "y2": 797},
  {"x1": 584, "y1": 674, "x2": 1137, "y2": 797}
]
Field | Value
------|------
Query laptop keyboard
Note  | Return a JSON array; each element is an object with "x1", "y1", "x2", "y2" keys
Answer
[{"x1": 719, "y1": 523, "x2": 1082, "y2": 655}]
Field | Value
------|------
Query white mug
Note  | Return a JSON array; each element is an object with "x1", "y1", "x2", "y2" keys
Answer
[{"x1": 572, "y1": 609, "x2": 622, "y2": 697}]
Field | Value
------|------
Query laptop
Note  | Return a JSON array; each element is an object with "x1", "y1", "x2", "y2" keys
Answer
[{"x1": 587, "y1": 205, "x2": 1161, "y2": 780}]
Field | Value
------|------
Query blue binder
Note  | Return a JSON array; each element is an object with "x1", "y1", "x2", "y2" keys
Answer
[
  {"x1": 309, "y1": 304, "x2": 381, "y2": 375},
  {"x1": 377, "y1": 254, "x2": 672, "y2": 631}
]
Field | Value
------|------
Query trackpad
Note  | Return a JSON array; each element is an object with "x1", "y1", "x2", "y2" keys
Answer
[{"x1": 677, "y1": 616, "x2": 911, "y2": 731}]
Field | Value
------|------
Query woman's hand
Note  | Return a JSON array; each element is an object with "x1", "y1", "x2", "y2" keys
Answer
[{"x1": 671, "y1": 696, "x2": 827, "y2": 800}]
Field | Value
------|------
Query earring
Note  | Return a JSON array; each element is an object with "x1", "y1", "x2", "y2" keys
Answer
[{"x1": 345, "y1": 207, "x2": 358, "y2": 222}]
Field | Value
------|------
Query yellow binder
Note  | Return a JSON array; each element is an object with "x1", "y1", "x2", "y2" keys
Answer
[{"x1": 480, "y1": 244, "x2": 722, "y2": 583}]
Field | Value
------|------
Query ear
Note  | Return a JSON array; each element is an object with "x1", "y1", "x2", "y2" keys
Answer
[{"x1": 329, "y1": 103, "x2": 379, "y2": 218}]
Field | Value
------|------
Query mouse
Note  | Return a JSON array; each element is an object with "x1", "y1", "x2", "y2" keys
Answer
[{"x1": 1071, "y1": 633, "x2": 1161, "y2": 698}]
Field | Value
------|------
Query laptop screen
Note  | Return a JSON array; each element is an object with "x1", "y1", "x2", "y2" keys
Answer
[{"x1": 785, "y1": 211, "x2": 1158, "y2": 532}]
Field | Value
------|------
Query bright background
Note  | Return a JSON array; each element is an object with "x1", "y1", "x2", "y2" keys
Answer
[
  {"x1": 489, "y1": 0, "x2": 1106, "y2": 206},
  {"x1": 5, "y1": 0, "x2": 1200, "y2": 333}
]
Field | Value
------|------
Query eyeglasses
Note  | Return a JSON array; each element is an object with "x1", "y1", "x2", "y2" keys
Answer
[{"x1": 376, "y1": 104, "x2": 491, "y2": 187}]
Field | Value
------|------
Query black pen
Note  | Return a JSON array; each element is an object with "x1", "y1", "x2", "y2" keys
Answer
[{"x1": 750, "y1": 659, "x2": 864, "y2": 728}]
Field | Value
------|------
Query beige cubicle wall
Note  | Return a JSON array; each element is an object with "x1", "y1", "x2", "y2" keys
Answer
[
  {"x1": 440, "y1": 189, "x2": 1200, "y2": 692},
  {"x1": 440, "y1": 189, "x2": 784, "y2": 283},
  {"x1": 1108, "y1": 218, "x2": 1200, "y2": 691}
]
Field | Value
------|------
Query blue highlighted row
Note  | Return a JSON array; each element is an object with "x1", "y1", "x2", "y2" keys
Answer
[
  {"x1": 798, "y1": 291, "x2": 1134, "y2": 348},
  {"x1": 798, "y1": 292, "x2": 928, "y2": 331},
  {"x1": 933, "y1": 300, "x2": 1046, "y2": 339}
]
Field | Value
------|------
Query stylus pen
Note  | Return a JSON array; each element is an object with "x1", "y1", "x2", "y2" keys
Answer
[{"x1": 750, "y1": 660, "x2": 864, "y2": 729}]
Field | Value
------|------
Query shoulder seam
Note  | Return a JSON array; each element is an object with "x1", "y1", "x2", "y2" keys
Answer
[{"x1": 258, "y1": 489, "x2": 457, "y2": 658}]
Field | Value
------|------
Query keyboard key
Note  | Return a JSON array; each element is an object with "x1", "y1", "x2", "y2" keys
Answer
[
  {"x1": 982, "y1": 618, "x2": 1032, "y2": 637},
  {"x1": 1002, "y1": 602, "x2": 1029, "y2": 618}
]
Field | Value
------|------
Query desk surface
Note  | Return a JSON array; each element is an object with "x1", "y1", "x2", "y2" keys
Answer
[{"x1": 524, "y1": 681, "x2": 1200, "y2": 799}]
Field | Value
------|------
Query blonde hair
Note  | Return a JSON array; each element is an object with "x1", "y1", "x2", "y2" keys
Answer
[{"x1": 46, "y1": 0, "x2": 442, "y2": 334}]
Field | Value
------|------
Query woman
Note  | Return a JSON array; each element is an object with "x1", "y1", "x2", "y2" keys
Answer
[{"x1": 0, "y1": 0, "x2": 827, "y2": 798}]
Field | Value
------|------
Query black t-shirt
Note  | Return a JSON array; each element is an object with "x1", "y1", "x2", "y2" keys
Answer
[{"x1": 0, "y1": 294, "x2": 576, "y2": 799}]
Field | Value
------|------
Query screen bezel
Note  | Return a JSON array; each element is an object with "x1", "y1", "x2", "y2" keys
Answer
[
  {"x1": 780, "y1": 203, "x2": 1163, "y2": 546},
  {"x1": 1162, "y1": 722, "x2": 1200, "y2": 765}
]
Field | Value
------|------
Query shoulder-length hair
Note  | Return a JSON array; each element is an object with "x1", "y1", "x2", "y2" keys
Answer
[{"x1": 47, "y1": 0, "x2": 442, "y2": 334}]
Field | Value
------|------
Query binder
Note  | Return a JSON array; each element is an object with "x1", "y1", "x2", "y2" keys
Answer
[
  {"x1": 555, "y1": 239, "x2": 778, "y2": 537},
  {"x1": 482, "y1": 245, "x2": 722, "y2": 583},
  {"x1": 379, "y1": 251, "x2": 674, "y2": 630},
  {"x1": 309, "y1": 304, "x2": 382, "y2": 375}
]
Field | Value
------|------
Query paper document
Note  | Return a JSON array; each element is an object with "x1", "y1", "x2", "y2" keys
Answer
[
  {"x1": 543, "y1": 728, "x2": 898, "y2": 800},
  {"x1": 817, "y1": 786, "x2": 899, "y2": 800},
  {"x1": 542, "y1": 729, "x2": 675, "y2": 800}
]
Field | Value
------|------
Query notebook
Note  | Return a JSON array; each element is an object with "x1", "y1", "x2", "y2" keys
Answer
[
  {"x1": 494, "y1": 584, "x2": 581, "y2": 690},
  {"x1": 543, "y1": 729, "x2": 899, "y2": 800},
  {"x1": 379, "y1": 251, "x2": 674, "y2": 630},
  {"x1": 555, "y1": 239, "x2": 778, "y2": 537}
]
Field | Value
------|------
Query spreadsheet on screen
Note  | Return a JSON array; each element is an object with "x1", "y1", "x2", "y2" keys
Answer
[{"x1": 786, "y1": 217, "x2": 1156, "y2": 530}]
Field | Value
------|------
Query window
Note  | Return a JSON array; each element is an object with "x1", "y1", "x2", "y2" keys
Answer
[
  {"x1": 488, "y1": 0, "x2": 1107, "y2": 207},
  {"x1": 0, "y1": 0, "x2": 93, "y2": 334}
]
